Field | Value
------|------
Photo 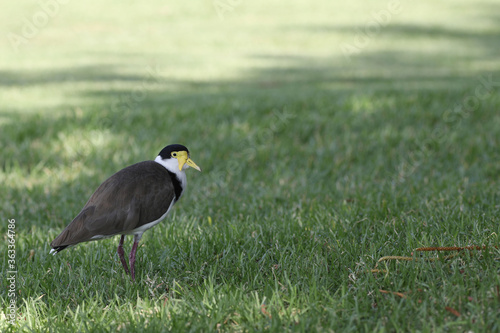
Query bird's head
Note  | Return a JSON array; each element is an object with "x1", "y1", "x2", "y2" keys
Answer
[{"x1": 155, "y1": 144, "x2": 201, "y2": 173}]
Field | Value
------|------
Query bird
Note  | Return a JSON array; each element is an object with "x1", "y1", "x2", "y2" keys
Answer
[{"x1": 49, "y1": 144, "x2": 201, "y2": 280}]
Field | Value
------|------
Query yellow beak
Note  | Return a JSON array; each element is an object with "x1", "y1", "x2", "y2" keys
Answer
[
  {"x1": 185, "y1": 157, "x2": 201, "y2": 171},
  {"x1": 177, "y1": 152, "x2": 201, "y2": 171}
]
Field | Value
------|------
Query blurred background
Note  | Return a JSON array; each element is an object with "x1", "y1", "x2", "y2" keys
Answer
[{"x1": 1, "y1": 0, "x2": 499, "y2": 232}]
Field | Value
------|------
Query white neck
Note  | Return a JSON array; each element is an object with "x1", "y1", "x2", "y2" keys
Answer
[{"x1": 154, "y1": 155, "x2": 187, "y2": 192}]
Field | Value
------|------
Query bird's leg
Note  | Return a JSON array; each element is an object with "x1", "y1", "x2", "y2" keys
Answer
[
  {"x1": 117, "y1": 235, "x2": 130, "y2": 275},
  {"x1": 129, "y1": 234, "x2": 142, "y2": 281}
]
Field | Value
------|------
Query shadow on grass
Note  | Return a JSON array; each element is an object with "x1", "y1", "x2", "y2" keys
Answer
[
  {"x1": 0, "y1": 65, "x2": 150, "y2": 86},
  {"x1": 1, "y1": 17, "x2": 500, "y2": 232}
]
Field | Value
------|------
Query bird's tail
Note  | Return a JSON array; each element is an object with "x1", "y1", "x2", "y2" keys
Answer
[{"x1": 49, "y1": 245, "x2": 69, "y2": 255}]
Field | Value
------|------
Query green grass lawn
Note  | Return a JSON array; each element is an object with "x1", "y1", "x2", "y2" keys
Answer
[{"x1": 1, "y1": 0, "x2": 500, "y2": 331}]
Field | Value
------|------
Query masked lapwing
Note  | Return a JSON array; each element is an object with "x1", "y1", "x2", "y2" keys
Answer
[{"x1": 49, "y1": 144, "x2": 201, "y2": 280}]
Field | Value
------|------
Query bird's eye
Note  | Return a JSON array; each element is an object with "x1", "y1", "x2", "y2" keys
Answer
[{"x1": 171, "y1": 152, "x2": 177, "y2": 158}]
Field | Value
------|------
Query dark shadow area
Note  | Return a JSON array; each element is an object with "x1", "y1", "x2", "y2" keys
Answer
[{"x1": 0, "y1": 65, "x2": 154, "y2": 86}]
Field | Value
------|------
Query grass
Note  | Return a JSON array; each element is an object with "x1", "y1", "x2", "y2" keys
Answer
[{"x1": 1, "y1": 0, "x2": 500, "y2": 331}]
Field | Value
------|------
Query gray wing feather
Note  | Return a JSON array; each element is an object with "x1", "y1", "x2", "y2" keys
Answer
[{"x1": 50, "y1": 161, "x2": 175, "y2": 248}]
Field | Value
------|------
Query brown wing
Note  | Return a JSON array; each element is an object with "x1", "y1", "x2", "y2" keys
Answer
[{"x1": 50, "y1": 161, "x2": 175, "y2": 248}]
